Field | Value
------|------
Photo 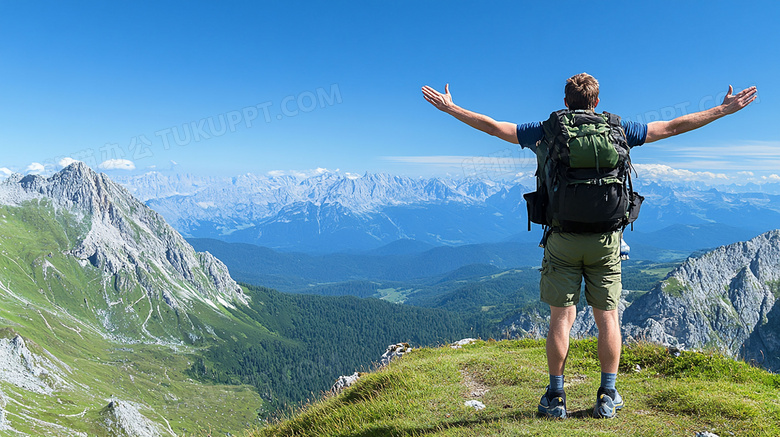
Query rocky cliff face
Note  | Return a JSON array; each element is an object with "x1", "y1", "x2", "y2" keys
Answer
[
  {"x1": 0, "y1": 334, "x2": 71, "y2": 396},
  {"x1": 623, "y1": 230, "x2": 780, "y2": 369},
  {"x1": 0, "y1": 162, "x2": 247, "y2": 343},
  {"x1": 501, "y1": 230, "x2": 780, "y2": 371},
  {"x1": 100, "y1": 399, "x2": 167, "y2": 437}
]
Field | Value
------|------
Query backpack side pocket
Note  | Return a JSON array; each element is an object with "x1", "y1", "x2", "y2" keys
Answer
[
  {"x1": 627, "y1": 191, "x2": 644, "y2": 224},
  {"x1": 524, "y1": 190, "x2": 548, "y2": 230}
]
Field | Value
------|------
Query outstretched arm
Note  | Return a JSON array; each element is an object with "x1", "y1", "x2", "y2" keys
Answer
[
  {"x1": 421, "y1": 84, "x2": 519, "y2": 144},
  {"x1": 646, "y1": 85, "x2": 757, "y2": 143}
]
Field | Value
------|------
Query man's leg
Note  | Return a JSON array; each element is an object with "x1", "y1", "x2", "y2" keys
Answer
[
  {"x1": 538, "y1": 304, "x2": 576, "y2": 418},
  {"x1": 592, "y1": 308, "x2": 621, "y2": 374},
  {"x1": 538, "y1": 232, "x2": 584, "y2": 418},
  {"x1": 592, "y1": 307, "x2": 624, "y2": 418},
  {"x1": 582, "y1": 231, "x2": 624, "y2": 418},
  {"x1": 547, "y1": 305, "x2": 577, "y2": 375}
]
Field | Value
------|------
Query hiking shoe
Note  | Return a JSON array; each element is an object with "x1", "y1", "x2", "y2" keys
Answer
[
  {"x1": 592, "y1": 387, "x2": 624, "y2": 419},
  {"x1": 538, "y1": 386, "x2": 567, "y2": 419}
]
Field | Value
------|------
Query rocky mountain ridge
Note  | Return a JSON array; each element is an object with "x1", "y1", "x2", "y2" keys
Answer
[
  {"x1": 113, "y1": 171, "x2": 780, "y2": 253},
  {"x1": 1, "y1": 162, "x2": 246, "y2": 342},
  {"x1": 0, "y1": 162, "x2": 266, "y2": 434},
  {"x1": 114, "y1": 171, "x2": 532, "y2": 252},
  {"x1": 622, "y1": 229, "x2": 780, "y2": 370},
  {"x1": 505, "y1": 230, "x2": 780, "y2": 372}
]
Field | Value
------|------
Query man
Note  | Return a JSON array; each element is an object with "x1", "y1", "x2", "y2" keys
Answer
[{"x1": 421, "y1": 73, "x2": 757, "y2": 419}]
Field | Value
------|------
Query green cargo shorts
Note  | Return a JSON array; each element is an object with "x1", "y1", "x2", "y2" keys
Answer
[{"x1": 539, "y1": 230, "x2": 622, "y2": 311}]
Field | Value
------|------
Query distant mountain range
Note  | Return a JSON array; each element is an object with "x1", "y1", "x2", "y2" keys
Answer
[{"x1": 115, "y1": 171, "x2": 780, "y2": 256}]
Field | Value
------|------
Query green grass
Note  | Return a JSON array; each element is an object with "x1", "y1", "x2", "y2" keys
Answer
[
  {"x1": 248, "y1": 339, "x2": 780, "y2": 437},
  {"x1": 767, "y1": 280, "x2": 780, "y2": 299},
  {"x1": 661, "y1": 277, "x2": 688, "y2": 298},
  {"x1": 0, "y1": 201, "x2": 267, "y2": 435},
  {"x1": 376, "y1": 287, "x2": 415, "y2": 303}
]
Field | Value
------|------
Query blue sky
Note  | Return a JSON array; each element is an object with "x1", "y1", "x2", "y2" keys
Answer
[{"x1": 1, "y1": 1, "x2": 777, "y2": 184}]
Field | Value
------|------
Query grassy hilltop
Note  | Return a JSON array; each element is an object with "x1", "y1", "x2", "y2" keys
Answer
[{"x1": 248, "y1": 339, "x2": 780, "y2": 437}]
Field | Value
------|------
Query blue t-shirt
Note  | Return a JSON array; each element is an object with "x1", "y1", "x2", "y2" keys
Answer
[{"x1": 516, "y1": 116, "x2": 647, "y2": 151}]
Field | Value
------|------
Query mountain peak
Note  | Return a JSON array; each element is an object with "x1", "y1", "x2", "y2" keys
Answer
[{"x1": 0, "y1": 163, "x2": 247, "y2": 343}]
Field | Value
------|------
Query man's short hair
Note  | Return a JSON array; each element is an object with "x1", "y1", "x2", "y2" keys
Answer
[{"x1": 565, "y1": 73, "x2": 599, "y2": 110}]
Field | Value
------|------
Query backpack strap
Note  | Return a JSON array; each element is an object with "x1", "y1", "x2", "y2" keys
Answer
[{"x1": 605, "y1": 111, "x2": 622, "y2": 128}]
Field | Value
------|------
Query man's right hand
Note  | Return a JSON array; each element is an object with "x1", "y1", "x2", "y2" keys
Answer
[
  {"x1": 420, "y1": 83, "x2": 519, "y2": 144},
  {"x1": 422, "y1": 84, "x2": 454, "y2": 112}
]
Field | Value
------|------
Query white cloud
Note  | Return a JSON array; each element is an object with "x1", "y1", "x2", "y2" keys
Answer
[
  {"x1": 58, "y1": 157, "x2": 79, "y2": 168},
  {"x1": 26, "y1": 162, "x2": 46, "y2": 174},
  {"x1": 0, "y1": 167, "x2": 13, "y2": 176},
  {"x1": 268, "y1": 168, "x2": 337, "y2": 179},
  {"x1": 98, "y1": 159, "x2": 136, "y2": 170},
  {"x1": 762, "y1": 174, "x2": 780, "y2": 182},
  {"x1": 634, "y1": 164, "x2": 729, "y2": 182},
  {"x1": 641, "y1": 140, "x2": 780, "y2": 172}
]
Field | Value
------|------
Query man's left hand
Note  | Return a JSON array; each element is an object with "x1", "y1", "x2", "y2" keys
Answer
[{"x1": 721, "y1": 85, "x2": 758, "y2": 115}]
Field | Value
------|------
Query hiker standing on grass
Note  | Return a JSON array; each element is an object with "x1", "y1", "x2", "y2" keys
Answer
[{"x1": 421, "y1": 73, "x2": 757, "y2": 419}]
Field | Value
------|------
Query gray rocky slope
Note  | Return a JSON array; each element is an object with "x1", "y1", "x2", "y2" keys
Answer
[
  {"x1": 0, "y1": 162, "x2": 257, "y2": 435},
  {"x1": 622, "y1": 229, "x2": 780, "y2": 370},
  {"x1": 504, "y1": 230, "x2": 780, "y2": 371},
  {"x1": 0, "y1": 162, "x2": 247, "y2": 343}
]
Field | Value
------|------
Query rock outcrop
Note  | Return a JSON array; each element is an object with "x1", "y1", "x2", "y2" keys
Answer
[
  {"x1": 380, "y1": 342, "x2": 412, "y2": 366},
  {"x1": 622, "y1": 230, "x2": 780, "y2": 369},
  {"x1": 0, "y1": 333, "x2": 70, "y2": 396},
  {"x1": 331, "y1": 342, "x2": 413, "y2": 394},
  {"x1": 100, "y1": 399, "x2": 166, "y2": 437},
  {"x1": 500, "y1": 230, "x2": 780, "y2": 371},
  {"x1": 331, "y1": 372, "x2": 361, "y2": 395}
]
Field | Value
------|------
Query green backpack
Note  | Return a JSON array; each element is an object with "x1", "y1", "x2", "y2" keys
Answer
[{"x1": 524, "y1": 109, "x2": 643, "y2": 233}]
